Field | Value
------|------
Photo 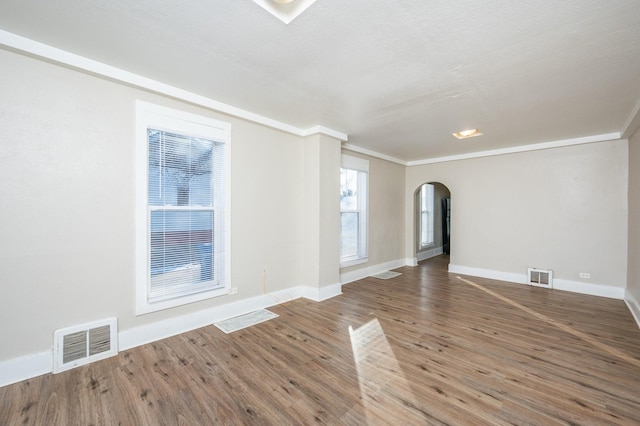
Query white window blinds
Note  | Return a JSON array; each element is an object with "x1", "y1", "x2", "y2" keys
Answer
[
  {"x1": 136, "y1": 101, "x2": 230, "y2": 315},
  {"x1": 147, "y1": 130, "x2": 225, "y2": 303}
]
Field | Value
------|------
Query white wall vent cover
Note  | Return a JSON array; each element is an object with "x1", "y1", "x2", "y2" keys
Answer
[
  {"x1": 527, "y1": 268, "x2": 553, "y2": 288},
  {"x1": 53, "y1": 318, "x2": 118, "y2": 373}
]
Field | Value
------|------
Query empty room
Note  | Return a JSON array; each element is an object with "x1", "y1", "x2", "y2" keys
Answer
[{"x1": 1, "y1": 1, "x2": 640, "y2": 424}]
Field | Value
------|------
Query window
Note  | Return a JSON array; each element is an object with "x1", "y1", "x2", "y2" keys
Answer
[
  {"x1": 340, "y1": 155, "x2": 368, "y2": 266},
  {"x1": 419, "y1": 183, "x2": 435, "y2": 248},
  {"x1": 136, "y1": 101, "x2": 230, "y2": 314}
]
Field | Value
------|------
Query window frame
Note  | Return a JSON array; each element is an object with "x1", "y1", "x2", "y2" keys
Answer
[
  {"x1": 340, "y1": 154, "x2": 369, "y2": 267},
  {"x1": 135, "y1": 101, "x2": 231, "y2": 315},
  {"x1": 418, "y1": 183, "x2": 435, "y2": 249}
]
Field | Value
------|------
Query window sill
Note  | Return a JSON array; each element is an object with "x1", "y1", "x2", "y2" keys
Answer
[
  {"x1": 340, "y1": 257, "x2": 368, "y2": 269},
  {"x1": 136, "y1": 285, "x2": 229, "y2": 316}
]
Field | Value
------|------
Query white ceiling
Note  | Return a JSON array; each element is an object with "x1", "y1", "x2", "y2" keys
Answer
[{"x1": 1, "y1": 0, "x2": 639, "y2": 162}]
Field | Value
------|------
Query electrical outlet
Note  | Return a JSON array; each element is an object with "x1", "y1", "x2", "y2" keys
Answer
[
  {"x1": 229, "y1": 287, "x2": 238, "y2": 295},
  {"x1": 579, "y1": 272, "x2": 591, "y2": 279}
]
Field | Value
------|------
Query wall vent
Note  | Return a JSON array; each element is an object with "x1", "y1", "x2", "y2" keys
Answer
[
  {"x1": 527, "y1": 268, "x2": 553, "y2": 288},
  {"x1": 53, "y1": 318, "x2": 118, "y2": 373}
]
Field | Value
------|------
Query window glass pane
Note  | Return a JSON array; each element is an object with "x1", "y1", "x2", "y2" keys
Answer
[
  {"x1": 340, "y1": 156, "x2": 368, "y2": 265},
  {"x1": 137, "y1": 102, "x2": 229, "y2": 314},
  {"x1": 148, "y1": 130, "x2": 213, "y2": 207},
  {"x1": 421, "y1": 185, "x2": 428, "y2": 211},
  {"x1": 147, "y1": 129, "x2": 219, "y2": 302},
  {"x1": 340, "y1": 168, "x2": 359, "y2": 211},
  {"x1": 149, "y1": 210, "x2": 217, "y2": 298},
  {"x1": 341, "y1": 211, "x2": 359, "y2": 258},
  {"x1": 419, "y1": 184, "x2": 435, "y2": 247},
  {"x1": 421, "y1": 211, "x2": 428, "y2": 244}
]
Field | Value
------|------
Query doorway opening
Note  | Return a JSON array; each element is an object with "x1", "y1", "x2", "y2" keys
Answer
[{"x1": 414, "y1": 182, "x2": 451, "y2": 263}]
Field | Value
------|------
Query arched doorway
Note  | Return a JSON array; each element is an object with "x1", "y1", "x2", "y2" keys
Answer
[{"x1": 414, "y1": 182, "x2": 451, "y2": 263}]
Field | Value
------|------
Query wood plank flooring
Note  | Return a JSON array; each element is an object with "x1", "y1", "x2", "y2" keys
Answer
[{"x1": 2, "y1": 255, "x2": 640, "y2": 425}]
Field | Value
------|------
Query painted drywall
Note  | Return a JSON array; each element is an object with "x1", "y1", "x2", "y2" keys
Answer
[
  {"x1": 302, "y1": 137, "x2": 321, "y2": 291},
  {"x1": 339, "y1": 150, "x2": 406, "y2": 275},
  {"x1": 628, "y1": 127, "x2": 640, "y2": 302},
  {"x1": 405, "y1": 140, "x2": 628, "y2": 289},
  {"x1": 0, "y1": 48, "x2": 319, "y2": 362},
  {"x1": 318, "y1": 135, "x2": 341, "y2": 288},
  {"x1": 302, "y1": 134, "x2": 341, "y2": 290}
]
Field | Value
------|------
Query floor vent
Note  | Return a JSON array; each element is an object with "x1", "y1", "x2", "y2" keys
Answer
[
  {"x1": 53, "y1": 318, "x2": 118, "y2": 373},
  {"x1": 527, "y1": 268, "x2": 553, "y2": 288}
]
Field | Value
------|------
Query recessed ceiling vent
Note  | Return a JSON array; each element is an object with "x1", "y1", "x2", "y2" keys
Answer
[
  {"x1": 527, "y1": 268, "x2": 553, "y2": 288},
  {"x1": 53, "y1": 318, "x2": 118, "y2": 373}
]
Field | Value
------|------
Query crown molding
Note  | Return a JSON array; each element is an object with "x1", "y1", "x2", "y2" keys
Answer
[
  {"x1": 341, "y1": 143, "x2": 408, "y2": 165},
  {"x1": 342, "y1": 132, "x2": 621, "y2": 168},
  {"x1": 622, "y1": 98, "x2": 640, "y2": 139},
  {"x1": 301, "y1": 125, "x2": 348, "y2": 141},
  {"x1": 0, "y1": 29, "x2": 345, "y2": 141},
  {"x1": 406, "y1": 132, "x2": 621, "y2": 167}
]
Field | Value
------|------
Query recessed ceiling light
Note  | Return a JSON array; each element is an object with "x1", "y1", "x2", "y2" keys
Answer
[
  {"x1": 253, "y1": 0, "x2": 317, "y2": 24},
  {"x1": 452, "y1": 129, "x2": 483, "y2": 139}
]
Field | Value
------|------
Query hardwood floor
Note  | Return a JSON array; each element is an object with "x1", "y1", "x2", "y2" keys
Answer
[{"x1": 2, "y1": 255, "x2": 640, "y2": 425}]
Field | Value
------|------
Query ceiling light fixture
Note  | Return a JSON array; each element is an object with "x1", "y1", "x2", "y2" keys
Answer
[
  {"x1": 253, "y1": 0, "x2": 316, "y2": 24},
  {"x1": 452, "y1": 129, "x2": 483, "y2": 139}
]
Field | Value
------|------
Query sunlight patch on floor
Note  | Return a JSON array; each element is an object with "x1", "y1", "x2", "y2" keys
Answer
[
  {"x1": 348, "y1": 318, "x2": 419, "y2": 422},
  {"x1": 457, "y1": 276, "x2": 640, "y2": 369}
]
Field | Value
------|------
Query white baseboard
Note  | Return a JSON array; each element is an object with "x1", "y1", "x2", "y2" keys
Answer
[
  {"x1": 448, "y1": 264, "x2": 526, "y2": 285},
  {"x1": 405, "y1": 257, "x2": 418, "y2": 267},
  {"x1": 0, "y1": 283, "x2": 342, "y2": 388},
  {"x1": 625, "y1": 289, "x2": 640, "y2": 329},
  {"x1": 417, "y1": 246, "x2": 443, "y2": 262},
  {"x1": 0, "y1": 351, "x2": 51, "y2": 388},
  {"x1": 340, "y1": 258, "x2": 407, "y2": 285},
  {"x1": 119, "y1": 288, "x2": 303, "y2": 351},
  {"x1": 553, "y1": 279, "x2": 624, "y2": 299},
  {"x1": 448, "y1": 264, "x2": 624, "y2": 300},
  {"x1": 301, "y1": 282, "x2": 342, "y2": 302}
]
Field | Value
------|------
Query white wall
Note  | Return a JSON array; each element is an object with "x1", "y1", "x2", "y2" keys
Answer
[
  {"x1": 303, "y1": 134, "x2": 341, "y2": 291},
  {"x1": 318, "y1": 135, "x2": 341, "y2": 288},
  {"x1": 0, "y1": 48, "x2": 340, "y2": 369},
  {"x1": 405, "y1": 140, "x2": 628, "y2": 292},
  {"x1": 627, "y1": 126, "x2": 640, "y2": 321}
]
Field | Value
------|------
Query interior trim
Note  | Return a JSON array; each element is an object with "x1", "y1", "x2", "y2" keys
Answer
[
  {"x1": 0, "y1": 351, "x2": 51, "y2": 388},
  {"x1": 342, "y1": 143, "x2": 407, "y2": 166},
  {"x1": 344, "y1": 133, "x2": 623, "y2": 167},
  {"x1": 622, "y1": 98, "x2": 640, "y2": 139},
  {"x1": 2, "y1": 29, "x2": 628, "y2": 168},
  {"x1": 448, "y1": 264, "x2": 625, "y2": 300},
  {"x1": 0, "y1": 29, "x2": 348, "y2": 142},
  {"x1": 625, "y1": 290, "x2": 640, "y2": 330},
  {"x1": 0, "y1": 282, "x2": 343, "y2": 387},
  {"x1": 407, "y1": 133, "x2": 621, "y2": 167},
  {"x1": 340, "y1": 258, "x2": 407, "y2": 285}
]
